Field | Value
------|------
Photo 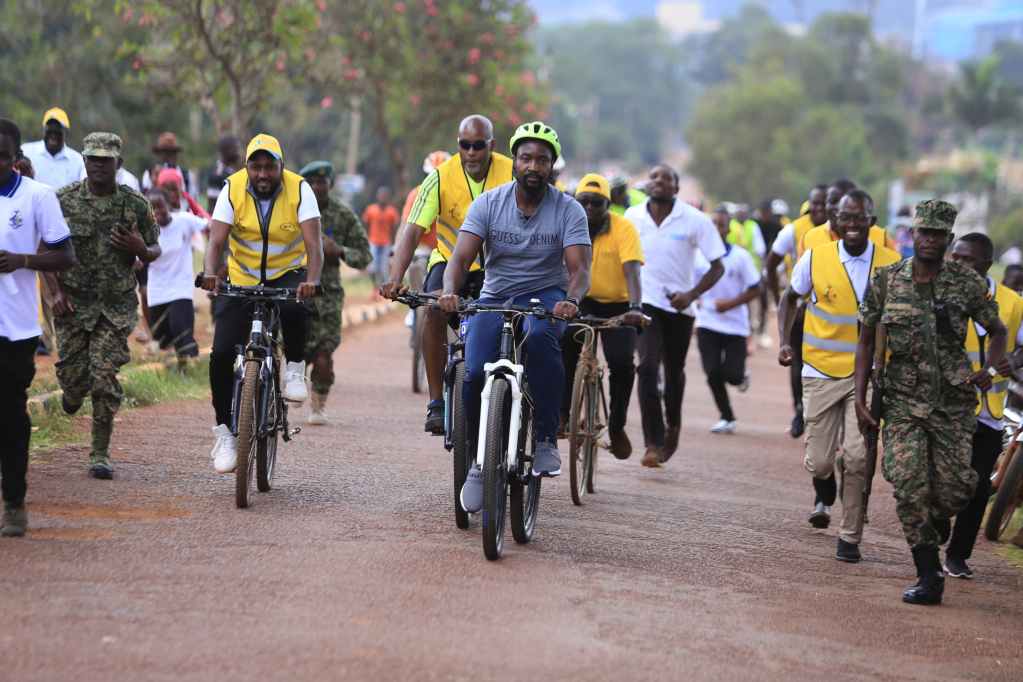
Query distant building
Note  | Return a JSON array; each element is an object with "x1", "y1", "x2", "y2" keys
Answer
[{"x1": 913, "y1": 0, "x2": 1023, "y2": 60}]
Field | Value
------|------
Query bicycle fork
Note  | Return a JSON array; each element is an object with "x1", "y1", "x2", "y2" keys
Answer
[{"x1": 475, "y1": 361, "x2": 525, "y2": 471}]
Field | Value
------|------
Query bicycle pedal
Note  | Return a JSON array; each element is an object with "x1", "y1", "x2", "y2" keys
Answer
[{"x1": 289, "y1": 427, "x2": 302, "y2": 437}]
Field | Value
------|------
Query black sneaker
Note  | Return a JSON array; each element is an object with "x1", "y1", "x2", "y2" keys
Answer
[
  {"x1": 836, "y1": 538, "x2": 862, "y2": 563},
  {"x1": 424, "y1": 401, "x2": 444, "y2": 435},
  {"x1": 809, "y1": 502, "x2": 831, "y2": 529},
  {"x1": 943, "y1": 555, "x2": 973, "y2": 579},
  {"x1": 62, "y1": 393, "x2": 83, "y2": 416}
]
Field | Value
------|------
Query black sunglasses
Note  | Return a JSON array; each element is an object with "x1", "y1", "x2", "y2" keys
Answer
[
  {"x1": 576, "y1": 196, "x2": 607, "y2": 207},
  {"x1": 458, "y1": 138, "x2": 491, "y2": 151}
]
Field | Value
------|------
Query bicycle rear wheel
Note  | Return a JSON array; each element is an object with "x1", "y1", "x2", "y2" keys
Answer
[
  {"x1": 235, "y1": 359, "x2": 260, "y2": 508},
  {"x1": 482, "y1": 377, "x2": 510, "y2": 560},
  {"x1": 257, "y1": 362, "x2": 279, "y2": 493},
  {"x1": 451, "y1": 362, "x2": 471, "y2": 529},
  {"x1": 510, "y1": 402, "x2": 541, "y2": 544},
  {"x1": 585, "y1": 378, "x2": 601, "y2": 495},
  {"x1": 985, "y1": 447, "x2": 1023, "y2": 541},
  {"x1": 568, "y1": 362, "x2": 594, "y2": 506}
]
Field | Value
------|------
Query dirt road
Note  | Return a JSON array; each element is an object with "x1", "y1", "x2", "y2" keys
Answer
[{"x1": 3, "y1": 316, "x2": 1021, "y2": 681}]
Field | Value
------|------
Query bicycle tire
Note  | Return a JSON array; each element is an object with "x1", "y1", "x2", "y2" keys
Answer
[
  {"x1": 985, "y1": 446, "x2": 1023, "y2": 541},
  {"x1": 235, "y1": 359, "x2": 260, "y2": 509},
  {"x1": 482, "y1": 377, "x2": 510, "y2": 561},
  {"x1": 510, "y1": 402, "x2": 541, "y2": 544},
  {"x1": 452, "y1": 362, "x2": 471, "y2": 529},
  {"x1": 568, "y1": 361, "x2": 591, "y2": 506},
  {"x1": 412, "y1": 309, "x2": 426, "y2": 394},
  {"x1": 585, "y1": 378, "x2": 600, "y2": 495},
  {"x1": 256, "y1": 362, "x2": 279, "y2": 493}
]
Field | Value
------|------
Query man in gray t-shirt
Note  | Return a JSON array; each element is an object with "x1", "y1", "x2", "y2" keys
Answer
[{"x1": 439, "y1": 122, "x2": 591, "y2": 509}]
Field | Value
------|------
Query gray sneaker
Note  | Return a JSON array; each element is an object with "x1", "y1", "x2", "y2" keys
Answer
[
  {"x1": 460, "y1": 466, "x2": 484, "y2": 513},
  {"x1": 2, "y1": 504, "x2": 27, "y2": 537},
  {"x1": 533, "y1": 440, "x2": 561, "y2": 477}
]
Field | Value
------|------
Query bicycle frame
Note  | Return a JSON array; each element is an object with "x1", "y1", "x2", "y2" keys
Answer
[{"x1": 443, "y1": 316, "x2": 469, "y2": 452}]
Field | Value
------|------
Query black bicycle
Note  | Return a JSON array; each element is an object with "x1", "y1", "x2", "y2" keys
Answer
[{"x1": 217, "y1": 283, "x2": 305, "y2": 508}]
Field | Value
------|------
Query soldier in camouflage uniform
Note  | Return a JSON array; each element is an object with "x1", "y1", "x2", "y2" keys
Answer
[
  {"x1": 855, "y1": 199, "x2": 1006, "y2": 606},
  {"x1": 48, "y1": 133, "x2": 161, "y2": 479},
  {"x1": 298, "y1": 161, "x2": 371, "y2": 425}
]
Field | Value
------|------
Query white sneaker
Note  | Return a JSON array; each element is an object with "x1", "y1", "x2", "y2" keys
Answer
[
  {"x1": 758, "y1": 334, "x2": 772, "y2": 349},
  {"x1": 307, "y1": 392, "x2": 328, "y2": 425},
  {"x1": 710, "y1": 419, "x2": 737, "y2": 434},
  {"x1": 283, "y1": 361, "x2": 308, "y2": 403},
  {"x1": 211, "y1": 424, "x2": 238, "y2": 473}
]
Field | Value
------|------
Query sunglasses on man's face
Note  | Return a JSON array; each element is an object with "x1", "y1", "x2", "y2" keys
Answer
[{"x1": 458, "y1": 139, "x2": 491, "y2": 151}]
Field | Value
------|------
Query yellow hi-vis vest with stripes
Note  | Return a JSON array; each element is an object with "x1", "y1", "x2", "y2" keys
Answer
[
  {"x1": 225, "y1": 168, "x2": 308, "y2": 285},
  {"x1": 435, "y1": 152, "x2": 513, "y2": 271},
  {"x1": 799, "y1": 222, "x2": 895, "y2": 259},
  {"x1": 966, "y1": 281, "x2": 1023, "y2": 419},
  {"x1": 803, "y1": 241, "x2": 900, "y2": 378}
]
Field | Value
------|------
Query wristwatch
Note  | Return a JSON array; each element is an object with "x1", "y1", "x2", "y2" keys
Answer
[
  {"x1": 987, "y1": 366, "x2": 998, "y2": 378},
  {"x1": 565, "y1": 297, "x2": 580, "y2": 307},
  {"x1": 629, "y1": 303, "x2": 643, "y2": 312}
]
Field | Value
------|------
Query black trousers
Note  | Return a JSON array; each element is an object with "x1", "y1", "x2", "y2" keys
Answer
[
  {"x1": 637, "y1": 305, "x2": 695, "y2": 447},
  {"x1": 790, "y1": 305, "x2": 805, "y2": 412},
  {"x1": 696, "y1": 328, "x2": 747, "y2": 422},
  {"x1": 148, "y1": 299, "x2": 198, "y2": 357},
  {"x1": 209, "y1": 271, "x2": 309, "y2": 425},
  {"x1": 562, "y1": 299, "x2": 637, "y2": 432},
  {"x1": 947, "y1": 422, "x2": 1004, "y2": 561},
  {"x1": 1, "y1": 337, "x2": 37, "y2": 507}
]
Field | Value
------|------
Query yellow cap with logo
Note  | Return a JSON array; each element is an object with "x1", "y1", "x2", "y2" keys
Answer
[
  {"x1": 246, "y1": 133, "x2": 283, "y2": 161},
  {"x1": 576, "y1": 173, "x2": 611, "y2": 201},
  {"x1": 42, "y1": 107, "x2": 71, "y2": 129}
]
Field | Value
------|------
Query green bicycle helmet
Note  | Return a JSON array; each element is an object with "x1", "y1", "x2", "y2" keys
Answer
[{"x1": 509, "y1": 121, "x2": 561, "y2": 161}]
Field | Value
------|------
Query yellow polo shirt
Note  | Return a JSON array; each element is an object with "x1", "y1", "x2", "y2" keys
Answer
[{"x1": 588, "y1": 213, "x2": 644, "y2": 304}]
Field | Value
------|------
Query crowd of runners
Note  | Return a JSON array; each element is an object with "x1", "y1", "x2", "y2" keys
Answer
[{"x1": 2, "y1": 106, "x2": 1022, "y2": 605}]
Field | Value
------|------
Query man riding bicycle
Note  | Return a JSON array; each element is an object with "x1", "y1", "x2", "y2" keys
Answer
[
  {"x1": 381, "y1": 115, "x2": 513, "y2": 434},
  {"x1": 437, "y1": 122, "x2": 592, "y2": 513},
  {"x1": 200, "y1": 134, "x2": 323, "y2": 473}
]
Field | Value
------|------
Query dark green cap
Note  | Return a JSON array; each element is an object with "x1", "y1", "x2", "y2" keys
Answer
[
  {"x1": 912, "y1": 199, "x2": 957, "y2": 232},
  {"x1": 299, "y1": 160, "x2": 334, "y2": 179}
]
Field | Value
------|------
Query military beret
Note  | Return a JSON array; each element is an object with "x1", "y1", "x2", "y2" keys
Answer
[
  {"x1": 299, "y1": 160, "x2": 334, "y2": 179},
  {"x1": 913, "y1": 199, "x2": 957, "y2": 232}
]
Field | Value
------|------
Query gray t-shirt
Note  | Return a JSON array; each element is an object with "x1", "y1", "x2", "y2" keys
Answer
[{"x1": 461, "y1": 183, "x2": 590, "y2": 300}]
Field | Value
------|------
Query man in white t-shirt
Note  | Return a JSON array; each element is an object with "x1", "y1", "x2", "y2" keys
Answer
[
  {"x1": 625, "y1": 164, "x2": 724, "y2": 467},
  {"x1": 145, "y1": 188, "x2": 207, "y2": 365},
  {"x1": 695, "y1": 206, "x2": 762, "y2": 435},
  {"x1": 0, "y1": 119, "x2": 76, "y2": 537},
  {"x1": 21, "y1": 107, "x2": 85, "y2": 190}
]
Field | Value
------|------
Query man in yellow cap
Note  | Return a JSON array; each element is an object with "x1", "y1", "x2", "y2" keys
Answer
[
  {"x1": 21, "y1": 107, "x2": 84, "y2": 190},
  {"x1": 562, "y1": 172, "x2": 645, "y2": 458},
  {"x1": 200, "y1": 133, "x2": 324, "y2": 474}
]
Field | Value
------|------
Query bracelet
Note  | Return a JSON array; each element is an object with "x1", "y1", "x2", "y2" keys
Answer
[{"x1": 565, "y1": 297, "x2": 580, "y2": 307}]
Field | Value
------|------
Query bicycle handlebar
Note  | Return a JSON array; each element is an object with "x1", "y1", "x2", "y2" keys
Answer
[{"x1": 572, "y1": 313, "x2": 651, "y2": 329}]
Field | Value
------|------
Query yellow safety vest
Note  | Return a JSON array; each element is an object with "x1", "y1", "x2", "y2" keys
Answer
[
  {"x1": 785, "y1": 213, "x2": 818, "y2": 276},
  {"x1": 966, "y1": 282, "x2": 1023, "y2": 419},
  {"x1": 799, "y1": 222, "x2": 895, "y2": 258},
  {"x1": 803, "y1": 241, "x2": 900, "y2": 378},
  {"x1": 435, "y1": 152, "x2": 513, "y2": 271},
  {"x1": 727, "y1": 219, "x2": 761, "y2": 269},
  {"x1": 225, "y1": 168, "x2": 308, "y2": 285}
]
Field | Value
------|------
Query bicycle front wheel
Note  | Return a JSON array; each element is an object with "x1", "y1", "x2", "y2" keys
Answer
[
  {"x1": 411, "y1": 309, "x2": 426, "y2": 394},
  {"x1": 256, "y1": 363, "x2": 279, "y2": 493},
  {"x1": 986, "y1": 447, "x2": 1023, "y2": 541},
  {"x1": 451, "y1": 362, "x2": 472, "y2": 529},
  {"x1": 568, "y1": 362, "x2": 594, "y2": 505},
  {"x1": 482, "y1": 377, "x2": 510, "y2": 560},
  {"x1": 510, "y1": 402, "x2": 541, "y2": 544},
  {"x1": 235, "y1": 359, "x2": 260, "y2": 508}
]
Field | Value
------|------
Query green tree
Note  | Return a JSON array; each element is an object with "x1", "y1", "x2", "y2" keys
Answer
[{"x1": 947, "y1": 54, "x2": 1021, "y2": 133}]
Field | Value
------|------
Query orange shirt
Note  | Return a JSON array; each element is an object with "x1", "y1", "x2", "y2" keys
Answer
[
  {"x1": 401, "y1": 187, "x2": 436, "y2": 249},
  {"x1": 362, "y1": 203, "x2": 400, "y2": 246}
]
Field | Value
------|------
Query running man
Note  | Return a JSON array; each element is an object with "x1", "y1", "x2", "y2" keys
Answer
[
  {"x1": 778, "y1": 190, "x2": 900, "y2": 563},
  {"x1": 381, "y1": 115, "x2": 513, "y2": 434},
  {"x1": 437, "y1": 121, "x2": 591, "y2": 513},
  {"x1": 561, "y1": 173, "x2": 645, "y2": 459},
  {"x1": 696, "y1": 206, "x2": 762, "y2": 435}
]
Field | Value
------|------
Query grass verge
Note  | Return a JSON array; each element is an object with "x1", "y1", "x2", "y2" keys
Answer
[
  {"x1": 30, "y1": 356, "x2": 211, "y2": 453},
  {"x1": 994, "y1": 508, "x2": 1023, "y2": 567}
]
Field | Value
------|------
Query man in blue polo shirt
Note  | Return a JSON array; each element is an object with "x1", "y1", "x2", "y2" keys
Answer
[
  {"x1": 0, "y1": 119, "x2": 76, "y2": 537},
  {"x1": 438, "y1": 121, "x2": 591, "y2": 513}
]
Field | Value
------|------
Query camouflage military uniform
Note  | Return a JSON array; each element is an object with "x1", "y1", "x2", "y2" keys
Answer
[
  {"x1": 860, "y1": 257, "x2": 998, "y2": 548},
  {"x1": 305, "y1": 194, "x2": 371, "y2": 393},
  {"x1": 55, "y1": 158, "x2": 159, "y2": 464}
]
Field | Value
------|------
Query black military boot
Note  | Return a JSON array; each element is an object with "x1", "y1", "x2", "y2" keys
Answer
[{"x1": 903, "y1": 546, "x2": 944, "y2": 606}]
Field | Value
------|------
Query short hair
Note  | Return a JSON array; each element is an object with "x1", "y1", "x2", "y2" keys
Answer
[
  {"x1": 829, "y1": 178, "x2": 857, "y2": 194},
  {"x1": 146, "y1": 187, "x2": 168, "y2": 203},
  {"x1": 957, "y1": 232, "x2": 994, "y2": 262},
  {"x1": 0, "y1": 118, "x2": 22, "y2": 150},
  {"x1": 1005, "y1": 264, "x2": 1023, "y2": 276},
  {"x1": 653, "y1": 163, "x2": 680, "y2": 185},
  {"x1": 844, "y1": 188, "x2": 874, "y2": 212},
  {"x1": 810, "y1": 184, "x2": 827, "y2": 195}
]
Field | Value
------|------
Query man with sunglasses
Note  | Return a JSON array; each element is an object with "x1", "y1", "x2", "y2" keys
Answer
[
  {"x1": 561, "y1": 173, "x2": 645, "y2": 458},
  {"x1": 381, "y1": 115, "x2": 513, "y2": 435},
  {"x1": 778, "y1": 189, "x2": 900, "y2": 563}
]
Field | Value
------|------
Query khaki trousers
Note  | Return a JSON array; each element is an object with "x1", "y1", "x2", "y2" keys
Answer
[{"x1": 802, "y1": 376, "x2": 867, "y2": 544}]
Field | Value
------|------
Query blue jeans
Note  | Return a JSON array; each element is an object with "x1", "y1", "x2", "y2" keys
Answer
[
  {"x1": 463, "y1": 288, "x2": 567, "y2": 446},
  {"x1": 370, "y1": 244, "x2": 389, "y2": 285}
]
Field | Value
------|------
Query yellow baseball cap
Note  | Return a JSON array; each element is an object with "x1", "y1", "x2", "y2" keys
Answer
[
  {"x1": 245, "y1": 133, "x2": 283, "y2": 161},
  {"x1": 576, "y1": 173, "x2": 611, "y2": 201},
  {"x1": 42, "y1": 107, "x2": 70, "y2": 129}
]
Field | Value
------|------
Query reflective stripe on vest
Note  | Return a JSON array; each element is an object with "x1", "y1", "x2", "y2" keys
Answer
[
  {"x1": 435, "y1": 153, "x2": 513, "y2": 271},
  {"x1": 802, "y1": 241, "x2": 900, "y2": 378},
  {"x1": 966, "y1": 281, "x2": 1023, "y2": 419}
]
